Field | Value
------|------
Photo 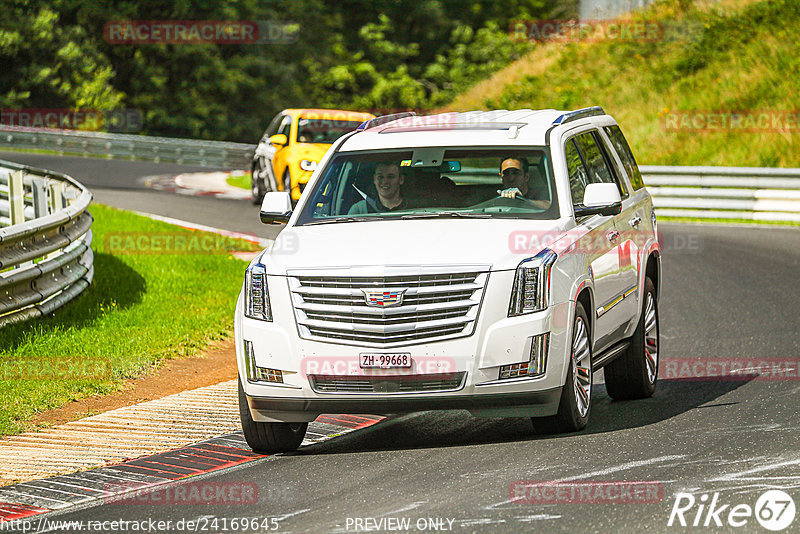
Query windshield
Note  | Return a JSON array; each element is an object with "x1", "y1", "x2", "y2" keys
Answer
[
  {"x1": 296, "y1": 147, "x2": 559, "y2": 225},
  {"x1": 296, "y1": 119, "x2": 364, "y2": 144}
]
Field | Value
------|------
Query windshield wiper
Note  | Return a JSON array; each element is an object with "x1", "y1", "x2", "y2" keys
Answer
[
  {"x1": 400, "y1": 211, "x2": 491, "y2": 219},
  {"x1": 305, "y1": 216, "x2": 373, "y2": 225}
]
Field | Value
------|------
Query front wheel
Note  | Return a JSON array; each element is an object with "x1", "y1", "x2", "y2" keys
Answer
[
  {"x1": 604, "y1": 277, "x2": 659, "y2": 400},
  {"x1": 533, "y1": 301, "x2": 592, "y2": 434},
  {"x1": 238, "y1": 380, "x2": 307, "y2": 453},
  {"x1": 251, "y1": 161, "x2": 265, "y2": 205}
]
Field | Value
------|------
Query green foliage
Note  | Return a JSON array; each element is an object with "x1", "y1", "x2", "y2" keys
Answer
[
  {"x1": 482, "y1": 0, "x2": 800, "y2": 167},
  {"x1": 0, "y1": 0, "x2": 569, "y2": 141},
  {"x1": 0, "y1": 2, "x2": 124, "y2": 110}
]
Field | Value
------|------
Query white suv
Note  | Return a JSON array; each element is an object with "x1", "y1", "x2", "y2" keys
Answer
[{"x1": 235, "y1": 107, "x2": 662, "y2": 452}]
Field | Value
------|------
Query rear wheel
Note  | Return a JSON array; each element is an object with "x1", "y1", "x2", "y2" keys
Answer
[
  {"x1": 238, "y1": 380, "x2": 306, "y2": 453},
  {"x1": 533, "y1": 301, "x2": 592, "y2": 434},
  {"x1": 604, "y1": 277, "x2": 659, "y2": 400}
]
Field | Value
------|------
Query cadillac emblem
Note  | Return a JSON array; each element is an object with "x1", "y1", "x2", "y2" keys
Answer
[{"x1": 363, "y1": 289, "x2": 407, "y2": 307}]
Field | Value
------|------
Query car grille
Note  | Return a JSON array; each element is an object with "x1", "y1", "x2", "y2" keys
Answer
[
  {"x1": 287, "y1": 267, "x2": 490, "y2": 347},
  {"x1": 309, "y1": 372, "x2": 467, "y2": 394}
]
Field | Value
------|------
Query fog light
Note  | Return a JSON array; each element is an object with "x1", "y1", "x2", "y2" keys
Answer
[
  {"x1": 255, "y1": 367, "x2": 283, "y2": 383},
  {"x1": 499, "y1": 333, "x2": 549, "y2": 379},
  {"x1": 244, "y1": 341, "x2": 284, "y2": 384}
]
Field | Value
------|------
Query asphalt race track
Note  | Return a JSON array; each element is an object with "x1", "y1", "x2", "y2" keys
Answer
[{"x1": 2, "y1": 151, "x2": 799, "y2": 532}]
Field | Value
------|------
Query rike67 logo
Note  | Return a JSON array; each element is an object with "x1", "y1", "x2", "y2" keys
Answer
[{"x1": 668, "y1": 490, "x2": 795, "y2": 531}]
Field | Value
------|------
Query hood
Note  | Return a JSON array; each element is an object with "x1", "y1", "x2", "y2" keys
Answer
[
  {"x1": 261, "y1": 218, "x2": 572, "y2": 275},
  {"x1": 293, "y1": 143, "x2": 330, "y2": 163}
]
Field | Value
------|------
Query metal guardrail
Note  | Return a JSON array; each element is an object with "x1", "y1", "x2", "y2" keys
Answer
[
  {"x1": 0, "y1": 126, "x2": 254, "y2": 169},
  {"x1": 0, "y1": 159, "x2": 93, "y2": 327},
  {"x1": 640, "y1": 165, "x2": 800, "y2": 222}
]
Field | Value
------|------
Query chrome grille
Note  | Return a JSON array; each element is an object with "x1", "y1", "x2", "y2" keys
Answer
[
  {"x1": 287, "y1": 267, "x2": 489, "y2": 347},
  {"x1": 309, "y1": 372, "x2": 467, "y2": 394}
]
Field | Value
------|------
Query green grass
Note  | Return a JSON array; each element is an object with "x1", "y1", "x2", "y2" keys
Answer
[
  {"x1": 226, "y1": 172, "x2": 252, "y2": 190},
  {"x1": 0, "y1": 204, "x2": 260, "y2": 437},
  {"x1": 659, "y1": 215, "x2": 800, "y2": 226},
  {"x1": 447, "y1": 0, "x2": 800, "y2": 167}
]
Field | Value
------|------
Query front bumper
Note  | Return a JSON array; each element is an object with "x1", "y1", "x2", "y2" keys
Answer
[{"x1": 246, "y1": 387, "x2": 562, "y2": 422}]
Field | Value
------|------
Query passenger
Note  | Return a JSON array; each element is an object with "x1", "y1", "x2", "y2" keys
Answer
[
  {"x1": 349, "y1": 161, "x2": 408, "y2": 214},
  {"x1": 498, "y1": 156, "x2": 550, "y2": 208}
]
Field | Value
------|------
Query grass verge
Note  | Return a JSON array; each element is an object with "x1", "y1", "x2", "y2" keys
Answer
[{"x1": 0, "y1": 204, "x2": 260, "y2": 437}]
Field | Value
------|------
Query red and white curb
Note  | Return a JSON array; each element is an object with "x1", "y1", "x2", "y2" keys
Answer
[
  {"x1": 0, "y1": 378, "x2": 384, "y2": 523},
  {"x1": 145, "y1": 172, "x2": 251, "y2": 200}
]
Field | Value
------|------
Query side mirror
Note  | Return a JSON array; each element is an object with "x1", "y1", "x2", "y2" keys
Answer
[
  {"x1": 269, "y1": 133, "x2": 288, "y2": 147},
  {"x1": 574, "y1": 183, "x2": 622, "y2": 217},
  {"x1": 260, "y1": 192, "x2": 292, "y2": 224}
]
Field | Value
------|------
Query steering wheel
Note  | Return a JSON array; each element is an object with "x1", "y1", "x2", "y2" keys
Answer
[{"x1": 470, "y1": 194, "x2": 542, "y2": 210}]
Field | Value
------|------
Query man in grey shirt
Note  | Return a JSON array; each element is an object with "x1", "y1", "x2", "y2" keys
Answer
[{"x1": 349, "y1": 161, "x2": 408, "y2": 214}]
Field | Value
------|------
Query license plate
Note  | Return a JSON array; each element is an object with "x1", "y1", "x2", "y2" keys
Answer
[{"x1": 360, "y1": 353, "x2": 411, "y2": 369}]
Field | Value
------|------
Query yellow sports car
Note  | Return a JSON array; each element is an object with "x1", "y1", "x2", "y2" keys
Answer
[{"x1": 251, "y1": 108, "x2": 375, "y2": 203}]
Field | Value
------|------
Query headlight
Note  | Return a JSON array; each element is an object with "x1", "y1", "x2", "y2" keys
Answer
[
  {"x1": 244, "y1": 263, "x2": 272, "y2": 321},
  {"x1": 300, "y1": 159, "x2": 317, "y2": 172},
  {"x1": 508, "y1": 249, "x2": 557, "y2": 316}
]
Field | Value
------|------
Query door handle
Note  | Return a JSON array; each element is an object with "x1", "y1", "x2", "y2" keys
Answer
[
  {"x1": 629, "y1": 216, "x2": 642, "y2": 228},
  {"x1": 606, "y1": 230, "x2": 620, "y2": 242}
]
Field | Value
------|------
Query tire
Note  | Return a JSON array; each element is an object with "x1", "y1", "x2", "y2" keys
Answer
[
  {"x1": 251, "y1": 161, "x2": 265, "y2": 205},
  {"x1": 604, "y1": 277, "x2": 659, "y2": 400},
  {"x1": 533, "y1": 301, "x2": 592, "y2": 434},
  {"x1": 238, "y1": 379, "x2": 307, "y2": 453}
]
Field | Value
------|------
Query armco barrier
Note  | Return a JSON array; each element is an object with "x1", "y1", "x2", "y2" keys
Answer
[
  {"x1": 640, "y1": 165, "x2": 800, "y2": 223},
  {"x1": 0, "y1": 126, "x2": 254, "y2": 169},
  {"x1": 0, "y1": 159, "x2": 93, "y2": 327}
]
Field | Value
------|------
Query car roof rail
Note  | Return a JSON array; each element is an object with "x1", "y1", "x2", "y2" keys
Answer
[
  {"x1": 357, "y1": 111, "x2": 417, "y2": 131},
  {"x1": 552, "y1": 106, "x2": 606, "y2": 126}
]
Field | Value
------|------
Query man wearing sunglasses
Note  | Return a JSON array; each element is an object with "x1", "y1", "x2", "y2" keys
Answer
[{"x1": 498, "y1": 156, "x2": 551, "y2": 209}]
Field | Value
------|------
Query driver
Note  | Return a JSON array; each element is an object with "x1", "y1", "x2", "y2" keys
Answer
[
  {"x1": 498, "y1": 156, "x2": 550, "y2": 208},
  {"x1": 349, "y1": 161, "x2": 408, "y2": 214}
]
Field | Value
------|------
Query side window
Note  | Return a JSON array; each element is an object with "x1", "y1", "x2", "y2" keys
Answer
[
  {"x1": 573, "y1": 131, "x2": 627, "y2": 197},
  {"x1": 574, "y1": 131, "x2": 614, "y2": 184},
  {"x1": 278, "y1": 115, "x2": 292, "y2": 139},
  {"x1": 604, "y1": 125, "x2": 644, "y2": 190},
  {"x1": 594, "y1": 131, "x2": 628, "y2": 197},
  {"x1": 565, "y1": 139, "x2": 589, "y2": 205}
]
